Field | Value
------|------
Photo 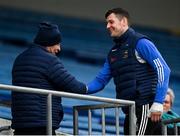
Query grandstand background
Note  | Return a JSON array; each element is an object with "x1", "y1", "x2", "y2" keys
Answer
[{"x1": 0, "y1": 0, "x2": 180, "y2": 134}]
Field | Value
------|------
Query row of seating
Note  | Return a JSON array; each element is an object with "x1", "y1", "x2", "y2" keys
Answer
[{"x1": 0, "y1": 6, "x2": 180, "y2": 73}]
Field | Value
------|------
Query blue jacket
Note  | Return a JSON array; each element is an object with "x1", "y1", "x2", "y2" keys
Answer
[{"x1": 12, "y1": 45, "x2": 86, "y2": 129}]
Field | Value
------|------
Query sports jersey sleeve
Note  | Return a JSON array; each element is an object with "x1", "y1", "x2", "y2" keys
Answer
[
  {"x1": 87, "y1": 59, "x2": 112, "y2": 94},
  {"x1": 136, "y1": 38, "x2": 171, "y2": 104}
]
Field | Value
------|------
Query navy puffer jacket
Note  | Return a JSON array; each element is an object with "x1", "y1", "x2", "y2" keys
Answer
[{"x1": 11, "y1": 45, "x2": 86, "y2": 129}]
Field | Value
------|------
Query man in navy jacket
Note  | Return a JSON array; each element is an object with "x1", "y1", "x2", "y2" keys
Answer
[
  {"x1": 87, "y1": 8, "x2": 170, "y2": 135},
  {"x1": 11, "y1": 22, "x2": 87, "y2": 135}
]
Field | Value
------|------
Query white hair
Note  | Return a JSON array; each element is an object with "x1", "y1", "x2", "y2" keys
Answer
[{"x1": 167, "y1": 88, "x2": 175, "y2": 105}]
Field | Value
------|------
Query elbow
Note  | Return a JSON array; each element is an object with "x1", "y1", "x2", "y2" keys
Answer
[
  {"x1": 163, "y1": 65, "x2": 171, "y2": 81},
  {"x1": 166, "y1": 65, "x2": 171, "y2": 76}
]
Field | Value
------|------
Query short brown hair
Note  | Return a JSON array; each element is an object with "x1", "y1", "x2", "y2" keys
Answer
[{"x1": 105, "y1": 8, "x2": 130, "y2": 25}]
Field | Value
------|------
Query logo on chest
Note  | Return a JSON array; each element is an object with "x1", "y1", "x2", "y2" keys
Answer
[
  {"x1": 110, "y1": 50, "x2": 129, "y2": 63},
  {"x1": 122, "y1": 50, "x2": 129, "y2": 59},
  {"x1": 110, "y1": 47, "x2": 129, "y2": 63}
]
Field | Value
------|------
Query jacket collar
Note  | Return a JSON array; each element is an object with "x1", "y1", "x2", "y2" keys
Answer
[{"x1": 113, "y1": 27, "x2": 135, "y2": 44}]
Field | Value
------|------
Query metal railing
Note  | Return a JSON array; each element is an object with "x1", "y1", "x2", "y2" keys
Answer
[
  {"x1": 0, "y1": 83, "x2": 136, "y2": 135},
  {"x1": 73, "y1": 103, "x2": 131, "y2": 135},
  {"x1": 162, "y1": 118, "x2": 180, "y2": 135}
]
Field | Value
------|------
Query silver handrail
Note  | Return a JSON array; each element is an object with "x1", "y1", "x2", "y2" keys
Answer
[{"x1": 0, "y1": 83, "x2": 136, "y2": 135}]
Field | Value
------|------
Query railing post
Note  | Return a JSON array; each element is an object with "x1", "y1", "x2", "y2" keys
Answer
[
  {"x1": 47, "y1": 93, "x2": 52, "y2": 135},
  {"x1": 115, "y1": 107, "x2": 119, "y2": 135},
  {"x1": 101, "y1": 108, "x2": 106, "y2": 135},
  {"x1": 129, "y1": 104, "x2": 136, "y2": 135},
  {"x1": 174, "y1": 123, "x2": 178, "y2": 135},
  {"x1": 162, "y1": 124, "x2": 167, "y2": 135},
  {"x1": 73, "y1": 107, "x2": 79, "y2": 135},
  {"x1": 88, "y1": 109, "x2": 92, "y2": 135}
]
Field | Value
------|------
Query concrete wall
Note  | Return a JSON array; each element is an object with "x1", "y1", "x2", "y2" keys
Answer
[{"x1": 0, "y1": 0, "x2": 180, "y2": 31}]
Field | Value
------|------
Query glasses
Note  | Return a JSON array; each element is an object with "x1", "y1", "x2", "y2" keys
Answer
[{"x1": 164, "y1": 100, "x2": 171, "y2": 104}]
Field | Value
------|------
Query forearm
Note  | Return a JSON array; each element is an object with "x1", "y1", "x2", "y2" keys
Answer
[
  {"x1": 87, "y1": 59, "x2": 111, "y2": 94},
  {"x1": 154, "y1": 60, "x2": 171, "y2": 104},
  {"x1": 87, "y1": 78, "x2": 106, "y2": 94}
]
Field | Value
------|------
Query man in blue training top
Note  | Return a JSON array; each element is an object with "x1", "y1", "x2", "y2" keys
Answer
[{"x1": 87, "y1": 8, "x2": 170, "y2": 135}]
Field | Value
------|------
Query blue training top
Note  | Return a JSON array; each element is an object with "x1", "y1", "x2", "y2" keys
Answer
[{"x1": 88, "y1": 38, "x2": 170, "y2": 104}]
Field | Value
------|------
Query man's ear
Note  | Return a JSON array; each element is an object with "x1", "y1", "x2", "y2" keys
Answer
[
  {"x1": 46, "y1": 46, "x2": 52, "y2": 53},
  {"x1": 121, "y1": 17, "x2": 128, "y2": 27}
]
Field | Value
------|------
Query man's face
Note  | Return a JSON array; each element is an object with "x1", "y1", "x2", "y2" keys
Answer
[
  {"x1": 46, "y1": 44, "x2": 61, "y2": 55},
  {"x1": 163, "y1": 94, "x2": 171, "y2": 112},
  {"x1": 106, "y1": 13, "x2": 128, "y2": 37}
]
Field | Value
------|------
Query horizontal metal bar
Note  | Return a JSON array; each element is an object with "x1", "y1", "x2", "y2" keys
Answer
[
  {"x1": 162, "y1": 118, "x2": 180, "y2": 125},
  {"x1": 0, "y1": 84, "x2": 135, "y2": 105},
  {"x1": 74, "y1": 103, "x2": 121, "y2": 110}
]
